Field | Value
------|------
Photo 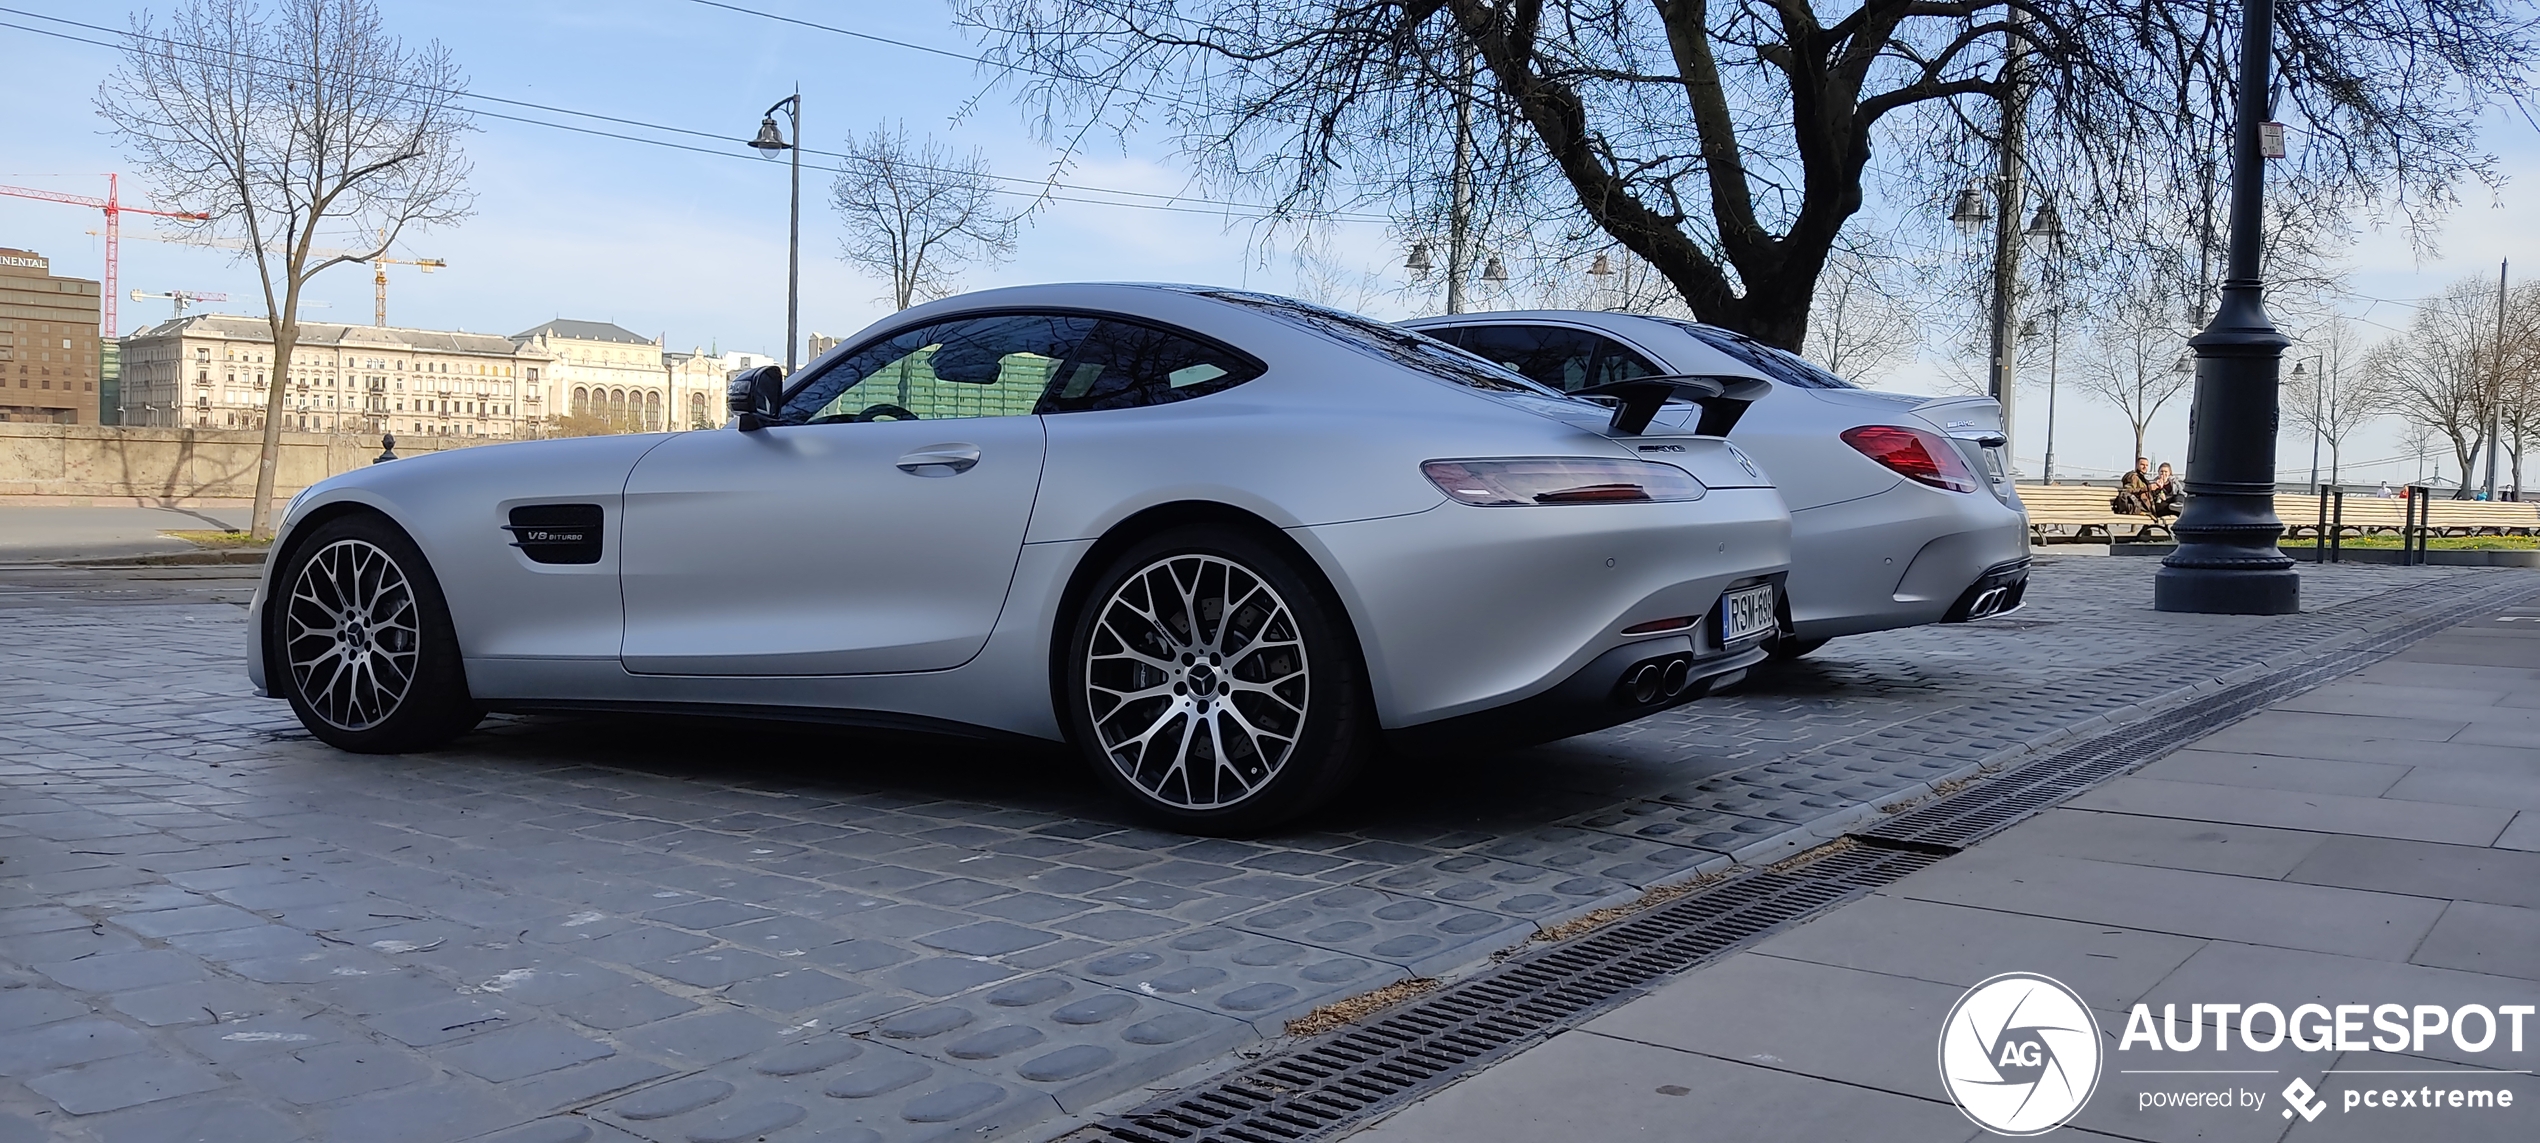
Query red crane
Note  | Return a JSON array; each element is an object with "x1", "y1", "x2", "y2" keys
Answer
[{"x1": 0, "y1": 174, "x2": 212, "y2": 338}]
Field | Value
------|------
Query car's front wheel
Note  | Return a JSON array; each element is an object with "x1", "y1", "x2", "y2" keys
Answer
[
  {"x1": 1062, "y1": 526, "x2": 1375, "y2": 835},
  {"x1": 271, "y1": 514, "x2": 480, "y2": 753}
]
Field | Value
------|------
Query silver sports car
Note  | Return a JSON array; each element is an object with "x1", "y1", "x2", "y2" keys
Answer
[
  {"x1": 250, "y1": 285, "x2": 1791, "y2": 832},
  {"x1": 1405, "y1": 311, "x2": 2029, "y2": 658}
]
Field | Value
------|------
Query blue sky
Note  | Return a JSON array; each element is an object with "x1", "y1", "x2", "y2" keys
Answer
[{"x1": 2, "y1": 0, "x2": 2533, "y2": 485}]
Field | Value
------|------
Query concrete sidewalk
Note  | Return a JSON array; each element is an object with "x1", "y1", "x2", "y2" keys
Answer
[
  {"x1": 0, "y1": 505, "x2": 250, "y2": 562},
  {"x1": 1347, "y1": 596, "x2": 2540, "y2": 1142}
]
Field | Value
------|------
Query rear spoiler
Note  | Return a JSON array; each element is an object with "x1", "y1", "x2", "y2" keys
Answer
[{"x1": 1573, "y1": 374, "x2": 1772, "y2": 437}]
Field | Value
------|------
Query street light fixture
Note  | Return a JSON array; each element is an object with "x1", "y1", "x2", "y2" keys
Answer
[
  {"x1": 2024, "y1": 199, "x2": 2065, "y2": 483},
  {"x1": 2157, "y1": 0, "x2": 2298, "y2": 614},
  {"x1": 1404, "y1": 243, "x2": 1434, "y2": 274},
  {"x1": 1480, "y1": 255, "x2": 1508, "y2": 282},
  {"x1": 749, "y1": 90, "x2": 802, "y2": 373},
  {"x1": 2292, "y1": 356, "x2": 2324, "y2": 492},
  {"x1": 1949, "y1": 184, "x2": 1991, "y2": 237}
]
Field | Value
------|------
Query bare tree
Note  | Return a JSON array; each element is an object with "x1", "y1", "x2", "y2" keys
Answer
[
  {"x1": 98, "y1": 0, "x2": 471, "y2": 538},
  {"x1": 832, "y1": 123, "x2": 1019, "y2": 311},
  {"x1": 2370, "y1": 275, "x2": 2510, "y2": 497},
  {"x1": 1804, "y1": 249, "x2": 1924, "y2": 385},
  {"x1": 2281, "y1": 316, "x2": 2389, "y2": 487},
  {"x1": 958, "y1": 1, "x2": 2536, "y2": 350},
  {"x1": 2072, "y1": 277, "x2": 2193, "y2": 464}
]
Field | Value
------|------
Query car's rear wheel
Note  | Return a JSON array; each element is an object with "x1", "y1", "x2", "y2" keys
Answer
[
  {"x1": 1063, "y1": 525, "x2": 1375, "y2": 835},
  {"x1": 272, "y1": 514, "x2": 480, "y2": 753}
]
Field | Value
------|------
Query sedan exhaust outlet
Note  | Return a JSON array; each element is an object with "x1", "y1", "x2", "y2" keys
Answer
[{"x1": 1660, "y1": 657, "x2": 1692, "y2": 697}]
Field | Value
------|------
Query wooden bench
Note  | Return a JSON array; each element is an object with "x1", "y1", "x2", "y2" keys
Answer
[
  {"x1": 2015, "y1": 484, "x2": 2173, "y2": 542},
  {"x1": 2017, "y1": 485, "x2": 2540, "y2": 542},
  {"x1": 2282, "y1": 494, "x2": 2540, "y2": 538}
]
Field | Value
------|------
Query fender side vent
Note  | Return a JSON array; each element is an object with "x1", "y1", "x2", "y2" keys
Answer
[{"x1": 504, "y1": 504, "x2": 603, "y2": 564}]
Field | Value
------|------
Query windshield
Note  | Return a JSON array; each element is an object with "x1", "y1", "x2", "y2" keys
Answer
[
  {"x1": 1191, "y1": 289, "x2": 1558, "y2": 396},
  {"x1": 1665, "y1": 320, "x2": 1859, "y2": 390}
]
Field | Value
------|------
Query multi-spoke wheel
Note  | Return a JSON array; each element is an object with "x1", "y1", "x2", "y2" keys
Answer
[
  {"x1": 269, "y1": 514, "x2": 479, "y2": 752},
  {"x1": 285, "y1": 538, "x2": 420, "y2": 731},
  {"x1": 1064, "y1": 525, "x2": 1375, "y2": 834}
]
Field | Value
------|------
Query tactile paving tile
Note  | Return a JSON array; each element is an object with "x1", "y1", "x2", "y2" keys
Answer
[
  {"x1": 589, "y1": 1033, "x2": 1054, "y2": 1143},
  {"x1": 1227, "y1": 886, "x2": 1532, "y2": 974},
  {"x1": 1454, "y1": 826, "x2": 1729, "y2": 887},
  {"x1": 1352, "y1": 852, "x2": 1640, "y2": 928},
  {"x1": 839, "y1": 974, "x2": 1252, "y2": 1114},
  {"x1": 1065, "y1": 924, "x2": 1409, "y2": 1035}
]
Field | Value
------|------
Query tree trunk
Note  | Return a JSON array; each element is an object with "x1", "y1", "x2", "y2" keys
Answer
[{"x1": 248, "y1": 311, "x2": 299, "y2": 539}]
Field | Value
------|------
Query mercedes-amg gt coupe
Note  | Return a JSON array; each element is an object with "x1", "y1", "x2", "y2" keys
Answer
[
  {"x1": 250, "y1": 285, "x2": 1791, "y2": 833},
  {"x1": 1406, "y1": 311, "x2": 2030, "y2": 660}
]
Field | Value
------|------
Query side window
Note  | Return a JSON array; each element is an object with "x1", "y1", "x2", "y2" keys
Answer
[
  {"x1": 1457, "y1": 325, "x2": 1658, "y2": 393},
  {"x1": 1586, "y1": 336, "x2": 1663, "y2": 388},
  {"x1": 1039, "y1": 319, "x2": 1264, "y2": 413},
  {"x1": 1676, "y1": 322, "x2": 1857, "y2": 389},
  {"x1": 781, "y1": 313, "x2": 1096, "y2": 425}
]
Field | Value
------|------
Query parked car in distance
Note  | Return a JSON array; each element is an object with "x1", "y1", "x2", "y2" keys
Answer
[
  {"x1": 252, "y1": 285, "x2": 1792, "y2": 834},
  {"x1": 1405, "y1": 311, "x2": 2029, "y2": 659}
]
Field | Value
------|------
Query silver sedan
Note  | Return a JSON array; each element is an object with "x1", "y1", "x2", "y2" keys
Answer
[
  {"x1": 1405, "y1": 311, "x2": 2030, "y2": 659},
  {"x1": 249, "y1": 285, "x2": 1791, "y2": 832}
]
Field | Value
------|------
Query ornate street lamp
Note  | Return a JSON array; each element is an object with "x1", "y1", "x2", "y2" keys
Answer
[
  {"x1": 1948, "y1": 184, "x2": 1991, "y2": 237},
  {"x1": 1404, "y1": 243, "x2": 1434, "y2": 274},
  {"x1": 749, "y1": 90, "x2": 802, "y2": 372},
  {"x1": 2157, "y1": 0, "x2": 2298, "y2": 613}
]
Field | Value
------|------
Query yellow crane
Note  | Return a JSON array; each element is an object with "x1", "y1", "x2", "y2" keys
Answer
[{"x1": 371, "y1": 254, "x2": 445, "y2": 326}]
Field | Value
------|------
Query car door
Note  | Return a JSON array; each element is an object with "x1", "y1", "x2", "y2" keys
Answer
[{"x1": 616, "y1": 312, "x2": 1090, "y2": 676}]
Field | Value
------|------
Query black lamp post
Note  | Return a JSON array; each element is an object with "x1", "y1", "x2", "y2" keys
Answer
[
  {"x1": 750, "y1": 90, "x2": 802, "y2": 372},
  {"x1": 2156, "y1": 0, "x2": 2299, "y2": 614}
]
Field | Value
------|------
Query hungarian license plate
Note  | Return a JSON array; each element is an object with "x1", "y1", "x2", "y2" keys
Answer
[{"x1": 1718, "y1": 585, "x2": 1775, "y2": 643}]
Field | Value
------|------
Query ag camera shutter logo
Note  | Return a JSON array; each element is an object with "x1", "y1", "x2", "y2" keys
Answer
[{"x1": 1939, "y1": 972, "x2": 2104, "y2": 1135}]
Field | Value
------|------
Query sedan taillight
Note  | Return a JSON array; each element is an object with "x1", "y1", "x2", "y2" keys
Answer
[
  {"x1": 1422, "y1": 458, "x2": 1706, "y2": 506},
  {"x1": 1840, "y1": 425, "x2": 1979, "y2": 493}
]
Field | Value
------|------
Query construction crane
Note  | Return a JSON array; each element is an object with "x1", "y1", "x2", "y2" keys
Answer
[
  {"x1": 104, "y1": 230, "x2": 440, "y2": 327},
  {"x1": 128, "y1": 290, "x2": 228, "y2": 321},
  {"x1": 370, "y1": 254, "x2": 445, "y2": 326},
  {"x1": 0, "y1": 174, "x2": 211, "y2": 337}
]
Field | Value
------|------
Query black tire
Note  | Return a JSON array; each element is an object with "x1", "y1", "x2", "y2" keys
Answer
[
  {"x1": 1061, "y1": 525, "x2": 1377, "y2": 835},
  {"x1": 269, "y1": 513, "x2": 481, "y2": 753}
]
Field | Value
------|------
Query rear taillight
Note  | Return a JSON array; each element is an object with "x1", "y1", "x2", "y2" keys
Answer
[
  {"x1": 1840, "y1": 425, "x2": 1978, "y2": 493},
  {"x1": 1422, "y1": 458, "x2": 1706, "y2": 506}
]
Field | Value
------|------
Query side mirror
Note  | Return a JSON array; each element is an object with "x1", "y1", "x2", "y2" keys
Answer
[{"x1": 728, "y1": 365, "x2": 784, "y2": 431}]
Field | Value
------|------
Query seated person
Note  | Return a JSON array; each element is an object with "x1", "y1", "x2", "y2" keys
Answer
[
  {"x1": 2147, "y1": 462, "x2": 2183, "y2": 518},
  {"x1": 2115, "y1": 456, "x2": 2159, "y2": 516}
]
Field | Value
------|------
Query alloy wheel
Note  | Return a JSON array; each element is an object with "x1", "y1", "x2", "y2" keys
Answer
[
  {"x1": 284, "y1": 538, "x2": 421, "y2": 731},
  {"x1": 1085, "y1": 553, "x2": 1310, "y2": 810}
]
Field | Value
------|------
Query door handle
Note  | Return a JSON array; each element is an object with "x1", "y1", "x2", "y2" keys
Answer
[{"x1": 895, "y1": 445, "x2": 981, "y2": 475}]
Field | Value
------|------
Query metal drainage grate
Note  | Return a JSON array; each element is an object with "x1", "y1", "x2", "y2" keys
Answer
[
  {"x1": 1077, "y1": 579, "x2": 2534, "y2": 1143},
  {"x1": 1084, "y1": 845, "x2": 1940, "y2": 1143}
]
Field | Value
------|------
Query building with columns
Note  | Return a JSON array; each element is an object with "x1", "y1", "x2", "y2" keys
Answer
[
  {"x1": 118, "y1": 315, "x2": 547, "y2": 437},
  {"x1": 513, "y1": 319, "x2": 671, "y2": 431}
]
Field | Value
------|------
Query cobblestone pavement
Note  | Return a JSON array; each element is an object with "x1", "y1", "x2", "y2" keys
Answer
[{"x1": 4, "y1": 556, "x2": 2536, "y2": 1143}]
